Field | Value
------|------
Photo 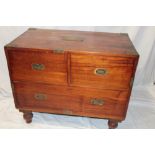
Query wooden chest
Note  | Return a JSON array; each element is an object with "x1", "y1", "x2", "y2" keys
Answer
[{"x1": 5, "y1": 28, "x2": 139, "y2": 128}]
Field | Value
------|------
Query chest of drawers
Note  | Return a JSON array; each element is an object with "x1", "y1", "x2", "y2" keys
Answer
[{"x1": 5, "y1": 28, "x2": 139, "y2": 128}]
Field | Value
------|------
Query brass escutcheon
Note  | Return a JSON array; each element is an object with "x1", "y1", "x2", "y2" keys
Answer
[
  {"x1": 34, "y1": 93, "x2": 47, "y2": 100},
  {"x1": 94, "y1": 68, "x2": 107, "y2": 75},
  {"x1": 91, "y1": 98, "x2": 105, "y2": 106},
  {"x1": 32, "y1": 64, "x2": 45, "y2": 71}
]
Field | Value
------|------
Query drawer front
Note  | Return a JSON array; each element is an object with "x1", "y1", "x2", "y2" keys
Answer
[
  {"x1": 83, "y1": 97, "x2": 127, "y2": 120},
  {"x1": 71, "y1": 66, "x2": 133, "y2": 89},
  {"x1": 71, "y1": 54, "x2": 134, "y2": 89},
  {"x1": 13, "y1": 82, "x2": 128, "y2": 119},
  {"x1": 14, "y1": 83, "x2": 82, "y2": 114},
  {"x1": 7, "y1": 50, "x2": 67, "y2": 85}
]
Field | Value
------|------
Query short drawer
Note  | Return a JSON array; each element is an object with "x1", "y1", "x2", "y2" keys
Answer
[
  {"x1": 70, "y1": 66, "x2": 133, "y2": 90},
  {"x1": 83, "y1": 97, "x2": 127, "y2": 120},
  {"x1": 7, "y1": 50, "x2": 67, "y2": 85},
  {"x1": 70, "y1": 53, "x2": 134, "y2": 90},
  {"x1": 14, "y1": 82, "x2": 83, "y2": 114}
]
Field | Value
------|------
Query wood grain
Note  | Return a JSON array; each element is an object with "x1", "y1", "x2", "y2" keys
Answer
[
  {"x1": 71, "y1": 66, "x2": 134, "y2": 90},
  {"x1": 14, "y1": 82, "x2": 127, "y2": 120},
  {"x1": 7, "y1": 50, "x2": 67, "y2": 85},
  {"x1": 5, "y1": 28, "x2": 138, "y2": 57},
  {"x1": 13, "y1": 82, "x2": 129, "y2": 101}
]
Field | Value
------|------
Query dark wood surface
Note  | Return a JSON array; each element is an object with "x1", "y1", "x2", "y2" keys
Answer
[{"x1": 5, "y1": 28, "x2": 139, "y2": 128}]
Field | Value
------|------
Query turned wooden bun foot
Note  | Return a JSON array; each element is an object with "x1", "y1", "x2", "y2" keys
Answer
[
  {"x1": 108, "y1": 120, "x2": 118, "y2": 129},
  {"x1": 23, "y1": 111, "x2": 33, "y2": 123}
]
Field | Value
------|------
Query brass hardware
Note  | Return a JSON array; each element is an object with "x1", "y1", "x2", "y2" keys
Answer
[
  {"x1": 32, "y1": 64, "x2": 45, "y2": 70},
  {"x1": 63, "y1": 110, "x2": 73, "y2": 115},
  {"x1": 91, "y1": 99, "x2": 105, "y2": 106},
  {"x1": 95, "y1": 68, "x2": 107, "y2": 75},
  {"x1": 62, "y1": 36, "x2": 84, "y2": 42},
  {"x1": 130, "y1": 77, "x2": 134, "y2": 87},
  {"x1": 53, "y1": 48, "x2": 64, "y2": 54},
  {"x1": 34, "y1": 93, "x2": 47, "y2": 100},
  {"x1": 11, "y1": 83, "x2": 14, "y2": 90}
]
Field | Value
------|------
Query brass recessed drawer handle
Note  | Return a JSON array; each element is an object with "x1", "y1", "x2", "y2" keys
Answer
[
  {"x1": 34, "y1": 93, "x2": 47, "y2": 100},
  {"x1": 95, "y1": 68, "x2": 107, "y2": 75},
  {"x1": 32, "y1": 64, "x2": 45, "y2": 71},
  {"x1": 91, "y1": 99, "x2": 105, "y2": 106}
]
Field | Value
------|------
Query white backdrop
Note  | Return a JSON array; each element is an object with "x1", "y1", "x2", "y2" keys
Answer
[{"x1": 0, "y1": 26, "x2": 155, "y2": 128}]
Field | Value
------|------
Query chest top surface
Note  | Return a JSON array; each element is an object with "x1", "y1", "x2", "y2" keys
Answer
[{"x1": 5, "y1": 28, "x2": 138, "y2": 56}]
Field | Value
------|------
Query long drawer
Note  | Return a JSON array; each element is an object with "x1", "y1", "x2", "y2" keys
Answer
[
  {"x1": 7, "y1": 50, "x2": 67, "y2": 85},
  {"x1": 13, "y1": 82, "x2": 129, "y2": 120}
]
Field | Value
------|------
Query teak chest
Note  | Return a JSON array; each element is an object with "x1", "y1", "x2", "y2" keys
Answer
[{"x1": 5, "y1": 28, "x2": 139, "y2": 128}]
